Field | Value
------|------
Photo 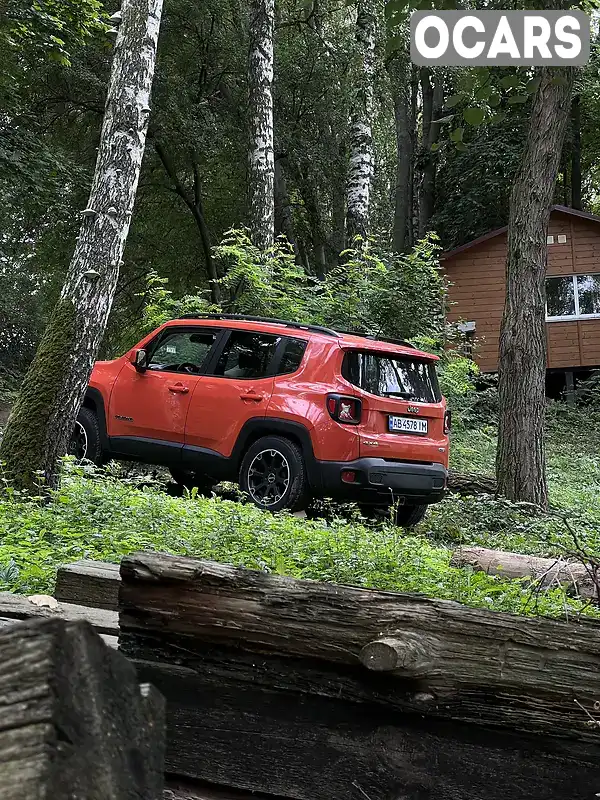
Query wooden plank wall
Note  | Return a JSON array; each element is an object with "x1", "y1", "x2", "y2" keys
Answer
[{"x1": 444, "y1": 212, "x2": 600, "y2": 373}]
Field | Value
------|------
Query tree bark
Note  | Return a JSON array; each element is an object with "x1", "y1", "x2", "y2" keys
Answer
[
  {"x1": 391, "y1": 62, "x2": 412, "y2": 253},
  {"x1": 248, "y1": 0, "x2": 275, "y2": 250},
  {"x1": 418, "y1": 68, "x2": 442, "y2": 238},
  {"x1": 0, "y1": 0, "x2": 163, "y2": 490},
  {"x1": 496, "y1": 66, "x2": 574, "y2": 508},
  {"x1": 345, "y1": 1, "x2": 376, "y2": 244},
  {"x1": 571, "y1": 93, "x2": 582, "y2": 210}
]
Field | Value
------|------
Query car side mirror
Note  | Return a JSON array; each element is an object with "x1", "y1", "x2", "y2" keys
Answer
[{"x1": 134, "y1": 349, "x2": 147, "y2": 372}]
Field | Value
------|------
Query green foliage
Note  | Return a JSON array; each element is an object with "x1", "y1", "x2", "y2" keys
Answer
[
  {"x1": 0, "y1": 462, "x2": 592, "y2": 620},
  {"x1": 0, "y1": 0, "x2": 107, "y2": 71},
  {"x1": 119, "y1": 229, "x2": 447, "y2": 355},
  {"x1": 216, "y1": 229, "x2": 317, "y2": 321}
]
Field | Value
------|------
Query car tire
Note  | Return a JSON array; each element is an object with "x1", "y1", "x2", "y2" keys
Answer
[
  {"x1": 69, "y1": 407, "x2": 102, "y2": 464},
  {"x1": 169, "y1": 467, "x2": 215, "y2": 496},
  {"x1": 240, "y1": 436, "x2": 308, "y2": 513},
  {"x1": 358, "y1": 503, "x2": 393, "y2": 523},
  {"x1": 393, "y1": 503, "x2": 428, "y2": 528}
]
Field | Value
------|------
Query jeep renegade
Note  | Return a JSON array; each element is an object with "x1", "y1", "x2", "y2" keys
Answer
[{"x1": 71, "y1": 315, "x2": 450, "y2": 526}]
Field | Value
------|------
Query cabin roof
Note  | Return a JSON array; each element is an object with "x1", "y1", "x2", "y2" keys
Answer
[{"x1": 441, "y1": 205, "x2": 600, "y2": 262}]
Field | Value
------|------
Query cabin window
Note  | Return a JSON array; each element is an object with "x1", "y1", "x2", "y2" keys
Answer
[{"x1": 546, "y1": 275, "x2": 600, "y2": 321}]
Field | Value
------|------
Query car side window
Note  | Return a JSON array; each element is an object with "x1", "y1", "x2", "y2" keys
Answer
[
  {"x1": 147, "y1": 329, "x2": 218, "y2": 373},
  {"x1": 277, "y1": 338, "x2": 307, "y2": 375},
  {"x1": 212, "y1": 332, "x2": 279, "y2": 379}
]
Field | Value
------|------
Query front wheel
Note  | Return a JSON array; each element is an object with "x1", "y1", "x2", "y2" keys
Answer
[
  {"x1": 68, "y1": 407, "x2": 102, "y2": 464},
  {"x1": 239, "y1": 436, "x2": 308, "y2": 513}
]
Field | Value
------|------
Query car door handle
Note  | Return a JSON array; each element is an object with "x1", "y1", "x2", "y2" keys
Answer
[
  {"x1": 240, "y1": 392, "x2": 263, "y2": 402},
  {"x1": 168, "y1": 383, "x2": 189, "y2": 394}
]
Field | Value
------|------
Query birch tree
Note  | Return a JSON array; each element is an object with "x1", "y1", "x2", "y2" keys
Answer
[
  {"x1": 345, "y1": 1, "x2": 376, "y2": 244},
  {"x1": 0, "y1": 0, "x2": 163, "y2": 490},
  {"x1": 248, "y1": 0, "x2": 275, "y2": 250},
  {"x1": 496, "y1": 66, "x2": 575, "y2": 508}
]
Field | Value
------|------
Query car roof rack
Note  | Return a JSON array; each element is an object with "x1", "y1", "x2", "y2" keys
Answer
[
  {"x1": 334, "y1": 329, "x2": 416, "y2": 349},
  {"x1": 178, "y1": 313, "x2": 340, "y2": 338}
]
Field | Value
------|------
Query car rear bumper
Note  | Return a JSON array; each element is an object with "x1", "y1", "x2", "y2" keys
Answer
[{"x1": 315, "y1": 458, "x2": 448, "y2": 504}]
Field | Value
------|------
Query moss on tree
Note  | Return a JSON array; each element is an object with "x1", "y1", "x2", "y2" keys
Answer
[{"x1": 0, "y1": 299, "x2": 77, "y2": 491}]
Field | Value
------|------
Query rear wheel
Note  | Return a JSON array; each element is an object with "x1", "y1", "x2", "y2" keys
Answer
[
  {"x1": 68, "y1": 407, "x2": 102, "y2": 464},
  {"x1": 393, "y1": 503, "x2": 428, "y2": 528},
  {"x1": 169, "y1": 467, "x2": 215, "y2": 496},
  {"x1": 358, "y1": 501, "x2": 428, "y2": 528},
  {"x1": 239, "y1": 436, "x2": 308, "y2": 513}
]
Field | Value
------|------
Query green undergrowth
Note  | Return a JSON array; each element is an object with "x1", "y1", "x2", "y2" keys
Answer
[
  {"x1": 425, "y1": 402, "x2": 600, "y2": 559},
  {"x1": 0, "y1": 462, "x2": 596, "y2": 621}
]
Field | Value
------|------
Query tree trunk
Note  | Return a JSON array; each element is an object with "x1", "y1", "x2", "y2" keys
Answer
[
  {"x1": 274, "y1": 154, "x2": 299, "y2": 259},
  {"x1": 153, "y1": 141, "x2": 220, "y2": 303},
  {"x1": 571, "y1": 93, "x2": 582, "y2": 210},
  {"x1": 408, "y1": 64, "x2": 418, "y2": 248},
  {"x1": 248, "y1": 0, "x2": 275, "y2": 250},
  {"x1": 496, "y1": 67, "x2": 574, "y2": 508},
  {"x1": 331, "y1": 142, "x2": 346, "y2": 261},
  {"x1": 391, "y1": 66, "x2": 412, "y2": 253},
  {"x1": 0, "y1": 0, "x2": 163, "y2": 490},
  {"x1": 345, "y1": 2, "x2": 376, "y2": 244},
  {"x1": 418, "y1": 68, "x2": 442, "y2": 238}
]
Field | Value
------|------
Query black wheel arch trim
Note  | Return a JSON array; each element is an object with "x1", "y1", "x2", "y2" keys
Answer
[
  {"x1": 81, "y1": 387, "x2": 110, "y2": 452},
  {"x1": 232, "y1": 418, "x2": 321, "y2": 490}
]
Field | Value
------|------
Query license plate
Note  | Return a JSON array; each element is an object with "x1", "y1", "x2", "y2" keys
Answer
[{"x1": 388, "y1": 415, "x2": 428, "y2": 435}]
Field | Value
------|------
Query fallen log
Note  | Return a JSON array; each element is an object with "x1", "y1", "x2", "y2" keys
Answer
[
  {"x1": 118, "y1": 551, "x2": 600, "y2": 800},
  {"x1": 0, "y1": 617, "x2": 165, "y2": 799},
  {"x1": 451, "y1": 546, "x2": 597, "y2": 597},
  {"x1": 447, "y1": 469, "x2": 497, "y2": 495}
]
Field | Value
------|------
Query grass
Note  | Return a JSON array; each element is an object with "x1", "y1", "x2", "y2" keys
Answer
[{"x1": 0, "y1": 400, "x2": 599, "y2": 621}]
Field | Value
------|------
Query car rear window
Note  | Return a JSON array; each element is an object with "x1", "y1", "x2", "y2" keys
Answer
[
  {"x1": 277, "y1": 338, "x2": 307, "y2": 375},
  {"x1": 342, "y1": 350, "x2": 441, "y2": 403}
]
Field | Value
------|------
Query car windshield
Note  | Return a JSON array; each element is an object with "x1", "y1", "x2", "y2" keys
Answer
[{"x1": 342, "y1": 350, "x2": 441, "y2": 403}]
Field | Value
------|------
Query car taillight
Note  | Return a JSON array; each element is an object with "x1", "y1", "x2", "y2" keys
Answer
[
  {"x1": 326, "y1": 394, "x2": 362, "y2": 425},
  {"x1": 444, "y1": 409, "x2": 452, "y2": 434}
]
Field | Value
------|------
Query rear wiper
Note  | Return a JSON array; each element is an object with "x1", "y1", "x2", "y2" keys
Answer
[{"x1": 382, "y1": 391, "x2": 415, "y2": 398}]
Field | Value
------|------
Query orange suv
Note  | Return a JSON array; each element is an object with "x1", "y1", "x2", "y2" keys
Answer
[{"x1": 72, "y1": 315, "x2": 450, "y2": 526}]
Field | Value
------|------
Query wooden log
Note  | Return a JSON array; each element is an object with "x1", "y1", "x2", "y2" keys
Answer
[
  {"x1": 0, "y1": 591, "x2": 119, "y2": 637},
  {"x1": 118, "y1": 551, "x2": 600, "y2": 730},
  {"x1": 447, "y1": 469, "x2": 497, "y2": 496},
  {"x1": 450, "y1": 546, "x2": 596, "y2": 597},
  {"x1": 55, "y1": 559, "x2": 120, "y2": 610},
  {"x1": 127, "y1": 634, "x2": 600, "y2": 800},
  {"x1": 0, "y1": 617, "x2": 165, "y2": 799}
]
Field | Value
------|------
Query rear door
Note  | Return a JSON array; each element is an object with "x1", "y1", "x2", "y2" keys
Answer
[
  {"x1": 184, "y1": 329, "x2": 279, "y2": 457},
  {"x1": 341, "y1": 349, "x2": 448, "y2": 465}
]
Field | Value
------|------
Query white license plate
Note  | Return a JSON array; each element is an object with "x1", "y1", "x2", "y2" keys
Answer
[{"x1": 388, "y1": 415, "x2": 428, "y2": 435}]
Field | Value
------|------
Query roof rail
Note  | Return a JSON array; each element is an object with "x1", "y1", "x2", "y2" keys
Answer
[
  {"x1": 335, "y1": 329, "x2": 416, "y2": 349},
  {"x1": 178, "y1": 313, "x2": 340, "y2": 338}
]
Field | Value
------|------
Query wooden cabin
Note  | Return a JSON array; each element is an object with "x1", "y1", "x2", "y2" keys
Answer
[{"x1": 442, "y1": 206, "x2": 600, "y2": 389}]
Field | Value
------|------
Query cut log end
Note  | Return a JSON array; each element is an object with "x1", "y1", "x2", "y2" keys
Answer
[{"x1": 359, "y1": 635, "x2": 433, "y2": 675}]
